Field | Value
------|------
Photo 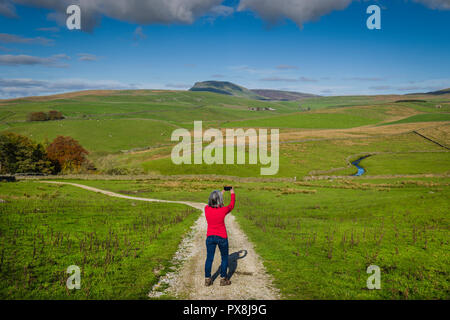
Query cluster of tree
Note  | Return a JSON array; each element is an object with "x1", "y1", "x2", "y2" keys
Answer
[
  {"x1": 298, "y1": 105, "x2": 311, "y2": 111},
  {"x1": 0, "y1": 133, "x2": 93, "y2": 175},
  {"x1": 27, "y1": 110, "x2": 64, "y2": 122},
  {"x1": 0, "y1": 133, "x2": 55, "y2": 175},
  {"x1": 46, "y1": 136, "x2": 92, "y2": 173}
]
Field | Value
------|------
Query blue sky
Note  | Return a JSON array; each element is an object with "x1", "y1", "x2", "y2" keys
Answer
[{"x1": 0, "y1": 0, "x2": 449, "y2": 98}]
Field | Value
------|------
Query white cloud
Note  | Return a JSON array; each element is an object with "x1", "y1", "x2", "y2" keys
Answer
[
  {"x1": 237, "y1": 0, "x2": 353, "y2": 27},
  {"x1": 255, "y1": 83, "x2": 351, "y2": 95},
  {"x1": 368, "y1": 78, "x2": 450, "y2": 94},
  {"x1": 165, "y1": 83, "x2": 191, "y2": 89},
  {"x1": 0, "y1": 33, "x2": 53, "y2": 45},
  {"x1": 0, "y1": 54, "x2": 69, "y2": 67},
  {"x1": 209, "y1": 4, "x2": 234, "y2": 17},
  {"x1": 238, "y1": 0, "x2": 449, "y2": 28},
  {"x1": 344, "y1": 77, "x2": 384, "y2": 81},
  {"x1": 230, "y1": 65, "x2": 280, "y2": 76},
  {"x1": 260, "y1": 76, "x2": 318, "y2": 82},
  {"x1": 36, "y1": 27, "x2": 60, "y2": 32},
  {"x1": 369, "y1": 85, "x2": 392, "y2": 91},
  {"x1": 0, "y1": 0, "x2": 17, "y2": 18},
  {"x1": 10, "y1": 0, "x2": 225, "y2": 31},
  {"x1": 77, "y1": 53, "x2": 99, "y2": 61},
  {"x1": 299, "y1": 76, "x2": 318, "y2": 82},
  {"x1": 413, "y1": 0, "x2": 450, "y2": 10},
  {"x1": 260, "y1": 76, "x2": 299, "y2": 82},
  {"x1": 276, "y1": 65, "x2": 299, "y2": 70},
  {"x1": 2, "y1": 0, "x2": 449, "y2": 32},
  {"x1": 0, "y1": 78, "x2": 140, "y2": 98},
  {"x1": 0, "y1": 45, "x2": 14, "y2": 52}
]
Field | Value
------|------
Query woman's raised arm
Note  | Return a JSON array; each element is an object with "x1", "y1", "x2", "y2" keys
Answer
[{"x1": 226, "y1": 188, "x2": 235, "y2": 213}]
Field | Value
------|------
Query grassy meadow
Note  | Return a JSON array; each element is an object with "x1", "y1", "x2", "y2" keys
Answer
[
  {"x1": 0, "y1": 181, "x2": 199, "y2": 299},
  {"x1": 141, "y1": 131, "x2": 448, "y2": 177},
  {"x1": 1, "y1": 89, "x2": 449, "y2": 299},
  {"x1": 11, "y1": 176, "x2": 446, "y2": 300}
]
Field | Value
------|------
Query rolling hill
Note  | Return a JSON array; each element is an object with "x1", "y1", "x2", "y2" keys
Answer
[
  {"x1": 425, "y1": 88, "x2": 450, "y2": 95},
  {"x1": 405, "y1": 88, "x2": 450, "y2": 96},
  {"x1": 1, "y1": 85, "x2": 449, "y2": 175},
  {"x1": 250, "y1": 89, "x2": 318, "y2": 100},
  {"x1": 189, "y1": 81, "x2": 316, "y2": 101},
  {"x1": 189, "y1": 81, "x2": 264, "y2": 100}
]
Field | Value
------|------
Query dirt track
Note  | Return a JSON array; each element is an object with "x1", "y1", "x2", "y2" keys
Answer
[{"x1": 40, "y1": 181, "x2": 281, "y2": 300}]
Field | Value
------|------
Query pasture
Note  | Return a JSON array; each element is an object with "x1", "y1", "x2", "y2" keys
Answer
[
  {"x1": 1, "y1": 89, "x2": 449, "y2": 299},
  {"x1": 0, "y1": 181, "x2": 198, "y2": 299},
  {"x1": 2, "y1": 176, "x2": 445, "y2": 299}
]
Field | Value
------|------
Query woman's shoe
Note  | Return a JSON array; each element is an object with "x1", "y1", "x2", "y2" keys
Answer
[
  {"x1": 205, "y1": 277, "x2": 212, "y2": 286},
  {"x1": 220, "y1": 277, "x2": 231, "y2": 286}
]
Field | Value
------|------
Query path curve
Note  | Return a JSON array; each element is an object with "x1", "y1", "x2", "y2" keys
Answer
[{"x1": 39, "y1": 181, "x2": 281, "y2": 300}]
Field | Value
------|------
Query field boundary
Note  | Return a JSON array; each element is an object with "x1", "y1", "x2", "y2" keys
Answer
[{"x1": 413, "y1": 130, "x2": 450, "y2": 150}]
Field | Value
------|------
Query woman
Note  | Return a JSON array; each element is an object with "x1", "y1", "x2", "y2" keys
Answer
[{"x1": 204, "y1": 187, "x2": 235, "y2": 286}]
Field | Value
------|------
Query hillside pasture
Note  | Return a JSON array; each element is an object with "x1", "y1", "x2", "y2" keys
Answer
[{"x1": 139, "y1": 131, "x2": 447, "y2": 178}]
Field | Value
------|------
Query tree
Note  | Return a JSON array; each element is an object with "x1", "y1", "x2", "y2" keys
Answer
[
  {"x1": 27, "y1": 112, "x2": 48, "y2": 121},
  {"x1": 0, "y1": 132, "x2": 55, "y2": 174},
  {"x1": 27, "y1": 110, "x2": 64, "y2": 121},
  {"x1": 48, "y1": 110, "x2": 64, "y2": 120},
  {"x1": 46, "y1": 136, "x2": 89, "y2": 173}
]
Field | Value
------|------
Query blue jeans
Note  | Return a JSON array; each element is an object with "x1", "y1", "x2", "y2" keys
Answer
[{"x1": 205, "y1": 235, "x2": 229, "y2": 278}]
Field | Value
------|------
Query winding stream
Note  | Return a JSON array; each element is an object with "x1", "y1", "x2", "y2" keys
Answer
[{"x1": 351, "y1": 155, "x2": 371, "y2": 176}]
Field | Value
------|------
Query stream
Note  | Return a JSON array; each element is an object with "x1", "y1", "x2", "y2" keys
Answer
[{"x1": 351, "y1": 155, "x2": 371, "y2": 176}]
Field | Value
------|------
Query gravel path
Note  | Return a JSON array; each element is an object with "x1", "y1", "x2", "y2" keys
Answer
[{"x1": 39, "y1": 181, "x2": 281, "y2": 300}]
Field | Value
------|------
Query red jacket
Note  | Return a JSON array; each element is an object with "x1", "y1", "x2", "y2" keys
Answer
[{"x1": 205, "y1": 193, "x2": 235, "y2": 239}]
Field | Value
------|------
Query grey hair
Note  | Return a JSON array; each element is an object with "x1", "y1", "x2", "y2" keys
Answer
[{"x1": 208, "y1": 190, "x2": 224, "y2": 208}]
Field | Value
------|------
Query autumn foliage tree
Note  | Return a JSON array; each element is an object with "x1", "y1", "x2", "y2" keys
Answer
[
  {"x1": 27, "y1": 112, "x2": 48, "y2": 122},
  {"x1": 46, "y1": 136, "x2": 89, "y2": 173},
  {"x1": 47, "y1": 110, "x2": 64, "y2": 120},
  {"x1": 27, "y1": 110, "x2": 64, "y2": 121}
]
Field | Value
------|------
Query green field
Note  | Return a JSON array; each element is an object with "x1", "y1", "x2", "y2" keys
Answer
[
  {"x1": 0, "y1": 181, "x2": 199, "y2": 299},
  {"x1": 0, "y1": 91, "x2": 304, "y2": 155},
  {"x1": 234, "y1": 179, "x2": 450, "y2": 299},
  {"x1": 8, "y1": 177, "x2": 445, "y2": 299},
  {"x1": 141, "y1": 132, "x2": 449, "y2": 177},
  {"x1": 4, "y1": 119, "x2": 177, "y2": 154},
  {"x1": 381, "y1": 113, "x2": 450, "y2": 126},
  {"x1": 353, "y1": 152, "x2": 450, "y2": 176},
  {"x1": 1, "y1": 89, "x2": 449, "y2": 300},
  {"x1": 222, "y1": 111, "x2": 384, "y2": 129},
  {"x1": 0, "y1": 91, "x2": 301, "y2": 125},
  {"x1": 1, "y1": 90, "x2": 448, "y2": 161}
]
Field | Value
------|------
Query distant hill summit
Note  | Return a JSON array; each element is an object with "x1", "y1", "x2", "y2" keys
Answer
[
  {"x1": 250, "y1": 89, "x2": 318, "y2": 101},
  {"x1": 189, "y1": 81, "x2": 317, "y2": 101},
  {"x1": 189, "y1": 81, "x2": 263, "y2": 100},
  {"x1": 425, "y1": 88, "x2": 450, "y2": 95},
  {"x1": 406, "y1": 88, "x2": 450, "y2": 96}
]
